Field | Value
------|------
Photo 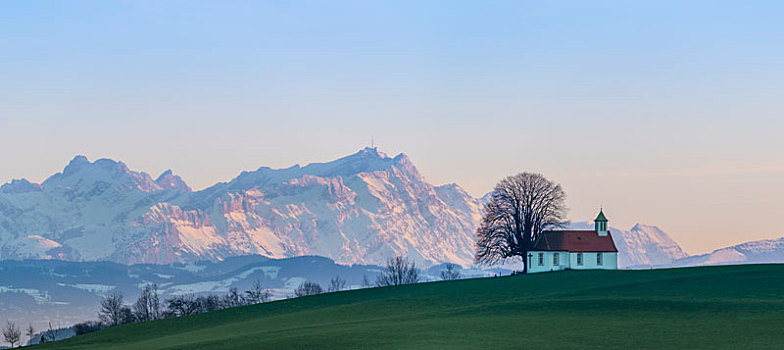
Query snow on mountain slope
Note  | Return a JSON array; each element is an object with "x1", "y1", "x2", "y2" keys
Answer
[
  {"x1": 620, "y1": 223, "x2": 689, "y2": 267},
  {"x1": 567, "y1": 222, "x2": 687, "y2": 268},
  {"x1": 0, "y1": 148, "x2": 482, "y2": 267},
  {"x1": 672, "y1": 237, "x2": 784, "y2": 267},
  {"x1": 0, "y1": 156, "x2": 189, "y2": 262},
  {"x1": 0, "y1": 235, "x2": 63, "y2": 260}
]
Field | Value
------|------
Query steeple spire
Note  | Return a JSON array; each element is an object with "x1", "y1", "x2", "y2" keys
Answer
[{"x1": 594, "y1": 209, "x2": 608, "y2": 236}]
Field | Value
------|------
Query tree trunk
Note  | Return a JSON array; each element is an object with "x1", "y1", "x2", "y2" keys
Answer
[{"x1": 522, "y1": 252, "x2": 528, "y2": 274}]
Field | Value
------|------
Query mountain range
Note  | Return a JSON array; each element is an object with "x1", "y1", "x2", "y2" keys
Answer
[
  {"x1": 0, "y1": 148, "x2": 481, "y2": 267},
  {"x1": 2, "y1": 147, "x2": 779, "y2": 270},
  {"x1": 671, "y1": 237, "x2": 784, "y2": 267}
]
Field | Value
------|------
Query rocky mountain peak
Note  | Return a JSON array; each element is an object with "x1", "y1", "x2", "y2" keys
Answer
[
  {"x1": 62, "y1": 155, "x2": 90, "y2": 176},
  {"x1": 43, "y1": 155, "x2": 162, "y2": 193},
  {"x1": 61, "y1": 156, "x2": 133, "y2": 179},
  {"x1": 631, "y1": 223, "x2": 658, "y2": 232},
  {"x1": 0, "y1": 178, "x2": 43, "y2": 194},
  {"x1": 357, "y1": 146, "x2": 388, "y2": 159},
  {"x1": 156, "y1": 170, "x2": 191, "y2": 192}
]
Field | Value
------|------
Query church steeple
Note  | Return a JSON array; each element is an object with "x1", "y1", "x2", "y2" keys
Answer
[{"x1": 594, "y1": 209, "x2": 608, "y2": 236}]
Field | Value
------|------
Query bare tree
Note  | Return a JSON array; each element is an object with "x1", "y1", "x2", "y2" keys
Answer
[
  {"x1": 25, "y1": 324, "x2": 35, "y2": 344},
  {"x1": 165, "y1": 295, "x2": 200, "y2": 317},
  {"x1": 44, "y1": 322, "x2": 56, "y2": 342},
  {"x1": 244, "y1": 280, "x2": 271, "y2": 304},
  {"x1": 439, "y1": 263, "x2": 461, "y2": 281},
  {"x1": 196, "y1": 295, "x2": 222, "y2": 313},
  {"x1": 328, "y1": 276, "x2": 347, "y2": 292},
  {"x1": 361, "y1": 274, "x2": 372, "y2": 288},
  {"x1": 120, "y1": 306, "x2": 134, "y2": 324},
  {"x1": 133, "y1": 284, "x2": 161, "y2": 322},
  {"x1": 2, "y1": 321, "x2": 21, "y2": 348},
  {"x1": 294, "y1": 281, "x2": 324, "y2": 297},
  {"x1": 376, "y1": 256, "x2": 419, "y2": 287},
  {"x1": 475, "y1": 172, "x2": 567, "y2": 273},
  {"x1": 99, "y1": 292, "x2": 126, "y2": 326},
  {"x1": 222, "y1": 287, "x2": 245, "y2": 308}
]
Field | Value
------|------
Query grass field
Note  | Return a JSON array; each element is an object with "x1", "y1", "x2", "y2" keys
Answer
[{"x1": 37, "y1": 264, "x2": 784, "y2": 349}]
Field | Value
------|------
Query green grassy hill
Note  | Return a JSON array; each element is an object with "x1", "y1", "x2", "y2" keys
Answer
[{"x1": 38, "y1": 264, "x2": 784, "y2": 349}]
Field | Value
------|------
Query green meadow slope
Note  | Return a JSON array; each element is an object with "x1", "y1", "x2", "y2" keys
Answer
[{"x1": 39, "y1": 264, "x2": 784, "y2": 349}]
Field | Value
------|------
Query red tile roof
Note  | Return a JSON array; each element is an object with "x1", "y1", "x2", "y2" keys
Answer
[{"x1": 532, "y1": 230, "x2": 618, "y2": 252}]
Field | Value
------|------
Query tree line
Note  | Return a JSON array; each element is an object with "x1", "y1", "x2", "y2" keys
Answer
[
  {"x1": 90, "y1": 256, "x2": 427, "y2": 331},
  {"x1": 91, "y1": 281, "x2": 273, "y2": 330}
]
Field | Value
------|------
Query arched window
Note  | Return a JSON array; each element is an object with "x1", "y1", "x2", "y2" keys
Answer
[
  {"x1": 538, "y1": 253, "x2": 544, "y2": 266},
  {"x1": 577, "y1": 252, "x2": 583, "y2": 265},
  {"x1": 597, "y1": 253, "x2": 603, "y2": 265},
  {"x1": 553, "y1": 253, "x2": 559, "y2": 266}
]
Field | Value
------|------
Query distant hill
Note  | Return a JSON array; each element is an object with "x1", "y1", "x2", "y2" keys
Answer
[
  {"x1": 37, "y1": 264, "x2": 784, "y2": 349},
  {"x1": 0, "y1": 256, "x2": 504, "y2": 331}
]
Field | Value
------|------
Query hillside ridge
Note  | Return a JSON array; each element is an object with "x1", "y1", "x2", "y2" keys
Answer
[{"x1": 38, "y1": 264, "x2": 784, "y2": 349}]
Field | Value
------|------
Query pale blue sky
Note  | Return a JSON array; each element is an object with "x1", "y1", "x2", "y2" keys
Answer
[{"x1": 2, "y1": 1, "x2": 784, "y2": 253}]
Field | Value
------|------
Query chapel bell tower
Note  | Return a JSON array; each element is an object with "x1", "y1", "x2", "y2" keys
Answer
[{"x1": 595, "y1": 209, "x2": 608, "y2": 236}]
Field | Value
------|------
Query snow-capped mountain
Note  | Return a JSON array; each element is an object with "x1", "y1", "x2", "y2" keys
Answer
[
  {"x1": 568, "y1": 222, "x2": 688, "y2": 268},
  {"x1": 0, "y1": 148, "x2": 482, "y2": 267},
  {"x1": 672, "y1": 237, "x2": 784, "y2": 267},
  {"x1": 0, "y1": 147, "x2": 697, "y2": 269}
]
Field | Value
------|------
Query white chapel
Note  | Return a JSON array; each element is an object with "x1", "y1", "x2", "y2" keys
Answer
[{"x1": 527, "y1": 210, "x2": 619, "y2": 273}]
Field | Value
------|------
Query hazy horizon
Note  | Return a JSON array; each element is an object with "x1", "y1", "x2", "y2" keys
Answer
[{"x1": 2, "y1": 1, "x2": 783, "y2": 255}]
